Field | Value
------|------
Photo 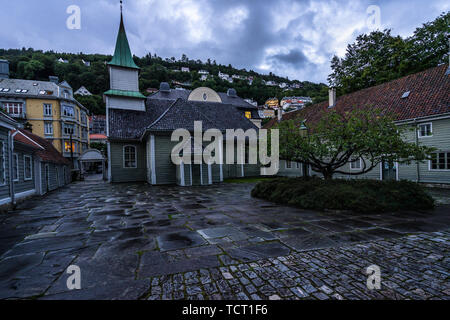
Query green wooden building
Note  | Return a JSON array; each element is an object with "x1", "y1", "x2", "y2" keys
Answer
[
  {"x1": 273, "y1": 64, "x2": 450, "y2": 185},
  {"x1": 105, "y1": 11, "x2": 260, "y2": 185}
]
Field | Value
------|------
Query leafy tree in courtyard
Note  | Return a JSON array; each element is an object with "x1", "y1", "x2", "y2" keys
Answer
[
  {"x1": 90, "y1": 142, "x2": 107, "y2": 155},
  {"x1": 273, "y1": 109, "x2": 435, "y2": 180}
]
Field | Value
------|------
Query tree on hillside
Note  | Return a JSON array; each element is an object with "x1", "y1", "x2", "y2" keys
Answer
[
  {"x1": 273, "y1": 108, "x2": 434, "y2": 180},
  {"x1": 328, "y1": 12, "x2": 449, "y2": 94},
  {"x1": 75, "y1": 94, "x2": 105, "y2": 115}
]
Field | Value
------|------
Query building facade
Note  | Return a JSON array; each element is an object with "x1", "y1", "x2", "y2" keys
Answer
[
  {"x1": 106, "y1": 11, "x2": 261, "y2": 185},
  {"x1": 0, "y1": 67, "x2": 90, "y2": 169},
  {"x1": 272, "y1": 64, "x2": 450, "y2": 185},
  {"x1": 0, "y1": 112, "x2": 71, "y2": 209}
]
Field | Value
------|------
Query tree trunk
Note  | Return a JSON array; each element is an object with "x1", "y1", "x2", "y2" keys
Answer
[{"x1": 322, "y1": 171, "x2": 334, "y2": 180}]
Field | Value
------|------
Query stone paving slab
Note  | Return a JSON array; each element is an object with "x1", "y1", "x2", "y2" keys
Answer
[{"x1": 0, "y1": 181, "x2": 449, "y2": 299}]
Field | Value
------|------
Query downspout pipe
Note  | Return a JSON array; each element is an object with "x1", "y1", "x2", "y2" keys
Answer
[
  {"x1": 8, "y1": 131, "x2": 19, "y2": 206},
  {"x1": 413, "y1": 119, "x2": 420, "y2": 183}
]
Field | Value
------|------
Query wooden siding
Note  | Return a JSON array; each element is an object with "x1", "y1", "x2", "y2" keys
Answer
[
  {"x1": 110, "y1": 142, "x2": 147, "y2": 182},
  {"x1": 12, "y1": 145, "x2": 35, "y2": 194},
  {"x1": 0, "y1": 128, "x2": 10, "y2": 201},
  {"x1": 154, "y1": 136, "x2": 177, "y2": 185}
]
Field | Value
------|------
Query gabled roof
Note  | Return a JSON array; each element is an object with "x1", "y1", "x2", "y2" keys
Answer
[
  {"x1": 108, "y1": 13, "x2": 140, "y2": 70},
  {"x1": 0, "y1": 78, "x2": 88, "y2": 112},
  {"x1": 0, "y1": 110, "x2": 19, "y2": 128},
  {"x1": 265, "y1": 64, "x2": 450, "y2": 129},
  {"x1": 13, "y1": 130, "x2": 43, "y2": 150},
  {"x1": 16, "y1": 129, "x2": 70, "y2": 165},
  {"x1": 109, "y1": 98, "x2": 258, "y2": 140}
]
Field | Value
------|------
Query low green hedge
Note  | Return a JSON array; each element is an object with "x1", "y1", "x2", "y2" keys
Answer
[{"x1": 251, "y1": 177, "x2": 435, "y2": 213}]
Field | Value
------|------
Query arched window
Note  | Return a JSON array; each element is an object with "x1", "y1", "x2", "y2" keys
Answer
[{"x1": 123, "y1": 145, "x2": 137, "y2": 168}]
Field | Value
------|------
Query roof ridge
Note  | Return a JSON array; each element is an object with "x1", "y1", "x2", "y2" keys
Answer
[{"x1": 146, "y1": 98, "x2": 181, "y2": 130}]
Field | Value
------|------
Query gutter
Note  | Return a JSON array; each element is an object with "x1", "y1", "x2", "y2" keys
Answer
[{"x1": 395, "y1": 112, "x2": 450, "y2": 125}]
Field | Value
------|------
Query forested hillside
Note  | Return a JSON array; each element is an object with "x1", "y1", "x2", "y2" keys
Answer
[{"x1": 0, "y1": 48, "x2": 328, "y2": 115}]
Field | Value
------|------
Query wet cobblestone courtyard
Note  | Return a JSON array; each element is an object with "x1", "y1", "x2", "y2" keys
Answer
[{"x1": 0, "y1": 181, "x2": 449, "y2": 300}]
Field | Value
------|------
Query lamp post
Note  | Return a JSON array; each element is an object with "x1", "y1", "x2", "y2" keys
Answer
[
  {"x1": 299, "y1": 121, "x2": 309, "y2": 177},
  {"x1": 69, "y1": 128, "x2": 74, "y2": 169}
]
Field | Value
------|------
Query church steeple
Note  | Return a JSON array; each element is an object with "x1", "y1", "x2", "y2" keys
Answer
[{"x1": 108, "y1": 1, "x2": 139, "y2": 70}]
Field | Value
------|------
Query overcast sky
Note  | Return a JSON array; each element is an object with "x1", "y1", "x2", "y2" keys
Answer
[{"x1": 0, "y1": 0, "x2": 448, "y2": 83}]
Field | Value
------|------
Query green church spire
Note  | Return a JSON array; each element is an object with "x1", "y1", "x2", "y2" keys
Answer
[{"x1": 108, "y1": 1, "x2": 140, "y2": 70}]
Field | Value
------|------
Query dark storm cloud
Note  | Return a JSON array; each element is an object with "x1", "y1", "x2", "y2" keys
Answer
[
  {"x1": 270, "y1": 50, "x2": 310, "y2": 68},
  {"x1": 0, "y1": 0, "x2": 448, "y2": 83}
]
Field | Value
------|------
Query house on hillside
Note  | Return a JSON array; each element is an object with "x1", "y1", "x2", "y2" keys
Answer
[
  {"x1": 104, "y1": 10, "x2": 261, "y2": 185},
  {"x1": 75, "y1": 86, "x2": 93, "y2": 96},
  {"x1": 268, "y1": 64, "x2": 450, "y2": 185}
]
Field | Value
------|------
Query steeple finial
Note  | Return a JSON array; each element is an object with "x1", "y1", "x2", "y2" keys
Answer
[{"x1": 120, "y1": 0, "x2": 123, "y2": 15}]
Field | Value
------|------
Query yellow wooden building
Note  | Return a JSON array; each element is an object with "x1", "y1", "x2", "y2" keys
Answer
[{"x1": 0, "y1": 66, "x2": 89, "y2": 169}]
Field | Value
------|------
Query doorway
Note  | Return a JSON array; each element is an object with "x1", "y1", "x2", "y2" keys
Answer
[
  {"x1": 45, "y1": 165, "x2": 50, "y2": 192},
  {"x1": 382, "y1": 161, "x2": 397, "y2": 181}
]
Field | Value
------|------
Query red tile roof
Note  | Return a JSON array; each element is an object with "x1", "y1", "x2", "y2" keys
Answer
[
  {"x1": 265, "y1": 64, "x2": 450, "y2": 129},
  {"x1": 90, "y1": 134, "x2": 107, "y2": 140},
  {"x1": 13, "y1": 131, "x2": 43, "y2": 150},
  {"x1": 16, "y1": 129, "x2": 70, "y2": 165}
]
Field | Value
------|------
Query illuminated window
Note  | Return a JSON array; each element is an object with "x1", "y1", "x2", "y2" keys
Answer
[
  {"x1": 123, "y1": 146, "x2": 137, "y2": 168},
  {"x1": 65, "y1": 141, "x2": 75, "y2": 152},
  {"x1": 245, "y1": 111, "x2": 252, "y2": 119}
]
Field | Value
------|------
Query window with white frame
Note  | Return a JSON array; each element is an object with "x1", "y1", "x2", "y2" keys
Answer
[
  {"x1": 4, "y1": 102, "x2": 23, "y2": 116},
  {"x1": 124, "y1": 146, "x2": 137, "y2": 168},
  {"x1": 81, "y1": 111, "x2": 87, "y2": 124},
  {"x1": 63, "y1": 124, "x2": 74, "y2": 135},
  {"x1": 63, "y1": 105, "x2": 74, "y2": 117},
  {"x1": 350, "y1": 157, "x2": 362, "y2": 170},
  {"x1": 43, "y1": 103, "x2": 52, "y2": 117},
  {"x1": 13, "y1": 153, "x2": 19, "y2": 181},
  {"x1": 44, "y1": 122, "x2": 53, "y2": 135},
  {"x1": 285, "y1": 160, "x2": 292, "y2": 169},
  {"x1": 0, "y1": 141, "x2": 5, "y2": 185},
  {"x1": 430, "y1": 152, "x2": 450, "y2": 170},
  {"x1": 296, "y1": 162, "x2": 301, "y2": 169},
  {"x1": 418, "y1": 123, "x2": 432, "y2": 137},
  {"x1": 24, "y1": 155, "x2": 32, "y2": 180}
]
